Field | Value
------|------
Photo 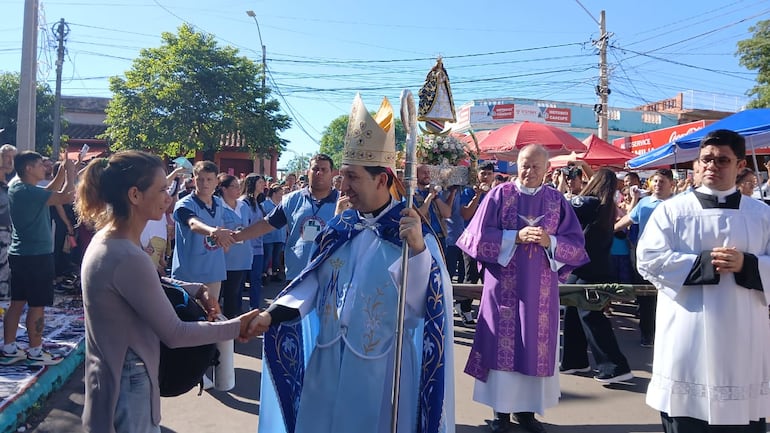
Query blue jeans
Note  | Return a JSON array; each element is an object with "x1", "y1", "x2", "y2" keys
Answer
[
  {"x1": 263, "y1": 242, "x2": 284, "y2": 274},
  {"x1": 114, "y1": 349, "x2": 159, "y2": 433},
  {"x1": 444, "y1": 245, "x2": 465, "y2": 283},
  {"x1": 248, "y1": 254, "x2": 264, "y2": 310}
]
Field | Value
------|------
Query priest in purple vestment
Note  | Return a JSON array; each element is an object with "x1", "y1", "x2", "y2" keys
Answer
[{"x1": 456, "y1": 144, "x2": 588, "y2": 433}]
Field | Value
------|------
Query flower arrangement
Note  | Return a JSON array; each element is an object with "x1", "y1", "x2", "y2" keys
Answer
[{"x1": 416, "y1": 134, "x2": 474, "y2": 166}]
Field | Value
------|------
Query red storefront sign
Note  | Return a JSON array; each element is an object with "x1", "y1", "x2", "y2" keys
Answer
[
  {"x1": 543, "y1": 107, "x2": 571, "y2": 123},
  {"x1": 490, "y1": 104, "x2": 515, "y2": 120},
  {"x1": 612, "y1": 120, "x2": 715, "y2": 155}
]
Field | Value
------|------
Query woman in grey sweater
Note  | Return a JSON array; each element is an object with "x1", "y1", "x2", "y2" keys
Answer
[{"x1": 76, "y1": 151, "x2": 260, "y2": 433}]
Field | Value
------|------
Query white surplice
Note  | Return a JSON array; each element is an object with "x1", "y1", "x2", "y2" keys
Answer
[{"x1": 636, "y1": 188, "x2": 770, "y2": 425}]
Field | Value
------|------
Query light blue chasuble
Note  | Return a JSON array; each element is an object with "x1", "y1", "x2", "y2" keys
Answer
[{"x1": 259, "y1": 201, "x2": 456, "y2": 433}]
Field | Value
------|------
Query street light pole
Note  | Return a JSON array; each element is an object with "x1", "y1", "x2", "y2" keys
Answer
[
  {"x1": 51, "y1": 18, "x2": 70, "y2": 160},
  {"x1": 246, "y1": 10, "x2": 267, "y2": 174},
  {"x1": 17, "y1": 0, "x2": 39, "y2": 152},
  {"x1": 245, "y1": 10, "x2": 266, "y2": 109}
]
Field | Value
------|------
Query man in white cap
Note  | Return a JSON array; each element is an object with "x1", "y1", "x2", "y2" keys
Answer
[{"x1": 248, "y1": 94, "x2": 455, "y2": 433}]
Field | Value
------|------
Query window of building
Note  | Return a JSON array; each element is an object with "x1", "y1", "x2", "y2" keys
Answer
[{"x1": 642, "y1": 112, "x2": 662, "y2": 124}]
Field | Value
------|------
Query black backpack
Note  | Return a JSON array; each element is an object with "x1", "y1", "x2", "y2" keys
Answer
[{"x1": 158, "y1": 279, "x2": 220, "y2": 397}]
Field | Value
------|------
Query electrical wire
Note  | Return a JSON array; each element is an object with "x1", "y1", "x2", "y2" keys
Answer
[{"x1": 574, "y1": 0, "x2": 600, "y2": 25}]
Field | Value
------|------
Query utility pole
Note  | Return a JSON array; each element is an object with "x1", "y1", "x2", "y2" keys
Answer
[
  {"x1": 16, "y1": 0, "x2": 39, "y2": 152},
  {"x1": 51, "y1": 18, "x2": 70, "y2": 160},
  {"x1": 595, "y1": 10, "x2": 610, "y2": 141},
  {"x1": 246, "y1": 10, "x2": 267, "y2": 174}
]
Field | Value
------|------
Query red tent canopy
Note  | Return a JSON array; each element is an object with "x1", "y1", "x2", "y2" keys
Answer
[
  {"x1": 467, "y1": 130, "x2": 494, "y2": 146},
  {"x1": 549, "y1": 151, "x2": 585, "y2": 168},
  {"x1": 578, "y1": 134, "x2": 637, "y2": 167},
  {"x1": 452, "y1": 130, "x2": 494, "y2": 152},
  {"x1": 478, "y1": 122, "x2": 587, "y2": 161}
]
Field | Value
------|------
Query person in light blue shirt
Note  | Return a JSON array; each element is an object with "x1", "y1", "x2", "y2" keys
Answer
[
  {"x1": 172, "y1": 161, "x2": 234, "y2": 302},
  {"x1": 458, "y1": 163, "x2": 494, "y2": 285},
  {"x1": 217, "y1": 173, "x2": 253, "y2": 318},
  {"x1": 261, "y1": 183, "x2": 287, "y2": 282},
  {"x1": 614, "y1": 168, "x2": 675, "y2": 348},
  {"x1": 234, "y1": 154, "x2": 337, "y2": 281},
  {"x1": 239, "y1": 174, "x2": 267, "y2": 310},
  {"x1": 414, "y1": 164, "x2": 451, "y2": 251}
]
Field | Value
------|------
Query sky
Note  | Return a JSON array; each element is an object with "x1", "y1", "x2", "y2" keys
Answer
[{"x1": 1, "y1": 0, "x2": 768, "y2": 168}]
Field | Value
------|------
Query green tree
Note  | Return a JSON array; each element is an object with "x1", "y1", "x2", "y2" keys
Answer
[
  {"x1": 737, "y1": 19, "x2": 770, "y2": 108},
  {"x1": 0, "y1": 72, "x2": 58, "y2": 155},
  {"x1": 318, "y1": 115, "x2": 349, "y2": 167},
  {"x1": 284, "y1": 152, "x2": 312, "y2": 175},
  {"x1": 104, "y1": 24, "x2": 290, "y2": 159},
  {"x1": 319, "y1": 114, "x2": 406, "y2": 168}
]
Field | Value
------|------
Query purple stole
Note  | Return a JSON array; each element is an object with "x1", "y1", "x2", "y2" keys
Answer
[{"x1": 457, "y1": 183, "x2": 588, "y2": 380}]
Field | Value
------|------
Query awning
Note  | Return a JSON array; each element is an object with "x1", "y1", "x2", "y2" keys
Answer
[
  {"x1": 627, "y1": 109, "x2": 770, "y2": 169},
  {"x1": 579, "y1": 134, "x2": 637, "y2": 166}
]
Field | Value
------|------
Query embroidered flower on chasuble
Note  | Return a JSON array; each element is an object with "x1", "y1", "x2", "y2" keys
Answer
[
  {"x1": 423, "y1": 338, "x2": 436, "y2": 358},
  {"x1": 280, "y1": 337, "x2": 299, "y2": 361},
  {"x1": 362, "y1": 287, "x2": 385, "y2": 355}
]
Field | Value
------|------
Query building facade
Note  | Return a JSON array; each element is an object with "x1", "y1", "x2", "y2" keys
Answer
[
  {"x1": 448, "y1": 97, "x2": 680, "y2": 143},
  {"x1": 61, "y1": 95, "x2": 280, "y2": 177}
]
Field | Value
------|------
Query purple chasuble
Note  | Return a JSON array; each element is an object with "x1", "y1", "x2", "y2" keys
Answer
[{"x1": 457, "y1": 183, "x2": 587, "y2": 381}]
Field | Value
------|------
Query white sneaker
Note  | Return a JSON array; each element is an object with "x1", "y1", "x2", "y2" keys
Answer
[
  {"x1": 0, "y1": 347, "x2": 27, "y2": 365},
  {"x1": 26, "y1": 349, "x2": 64, "y2": 366},
  {"x1": 202, "y1": 375, "x2": 214, "y2": 390}
]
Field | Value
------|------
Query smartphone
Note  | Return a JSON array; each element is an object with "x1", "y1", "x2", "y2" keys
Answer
[{"x1": 79, "y1": 144, "x2": 90, "y2": 160}]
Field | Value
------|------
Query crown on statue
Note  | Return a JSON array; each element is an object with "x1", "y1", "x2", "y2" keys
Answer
[{"x1": 342, "y1": 94, "x2": 396, "y2": 170}]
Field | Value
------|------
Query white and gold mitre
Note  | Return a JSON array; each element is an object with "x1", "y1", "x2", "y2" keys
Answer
[{"x1": 342, "y1": 94, "x2": 396, "y2": 170}]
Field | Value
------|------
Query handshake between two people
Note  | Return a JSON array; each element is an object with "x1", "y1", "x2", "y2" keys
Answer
[
  {"x1": 236, "y1": 310, "x2": 272, "y2": 342},
  {"x1": 195, "y1": 285, "x2": 272, "y2": 342},
  {"x1": 207, "y1": 227, "x2": 239, "y2": 250}
]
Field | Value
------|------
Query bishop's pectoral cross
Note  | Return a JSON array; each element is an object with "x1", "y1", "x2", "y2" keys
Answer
[{"x1": 518, "y1": 214, "x2": 545, "y2": 258}]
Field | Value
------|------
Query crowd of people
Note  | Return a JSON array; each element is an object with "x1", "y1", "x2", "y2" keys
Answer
[{"x1": 1, "y1": 110, "x2": 769, "y2": 433}]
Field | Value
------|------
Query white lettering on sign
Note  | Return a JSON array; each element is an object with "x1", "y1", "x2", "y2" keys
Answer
[
  {"x1": 491, "y1": 105, "x2": 515, "y2": 119},
  {"x1": 668, "y1": 127, "x2": 701, "y2": 143},
  {"x1": 544, "y1": 107, "x2": 571, "y2": 123}
]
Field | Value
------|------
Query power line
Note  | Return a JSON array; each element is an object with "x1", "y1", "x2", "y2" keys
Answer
[
  {"x1": 609, "y1": 44, "x2": 755, "y2": 81},
  {"x1": 573, "y1": 0, "x2": 600, "y2": 25},
  {"x1": 266, "y1": 42, "x2": 587, "y2": 65},
  {"x1": 610, "y1": 50, "x2": 652, "y2": 105},
  {"x1": 621, "y1": 0, "x2": 762, "y2": 46},
  {"x1": 67, "y1": 22, "x2": 160, "y2": 39},
  {"x1": 266, "y1": 69, "x2": 322, "y2": 145},
  {"x1": 643, "y1": 7, "x2": 770, "y2": 54},
  {"x1": 151, "y1": 0, "x2": 191, "y2": 26}
]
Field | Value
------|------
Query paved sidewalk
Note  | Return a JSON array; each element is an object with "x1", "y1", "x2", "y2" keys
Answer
[{"x1": 27, "y1": 281, "x2": 668, "y2": 433}]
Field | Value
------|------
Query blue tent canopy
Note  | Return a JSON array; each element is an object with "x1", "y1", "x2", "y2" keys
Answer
[{"x1": 627, "y1": 108, "x2": 770, "y2": 169}]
